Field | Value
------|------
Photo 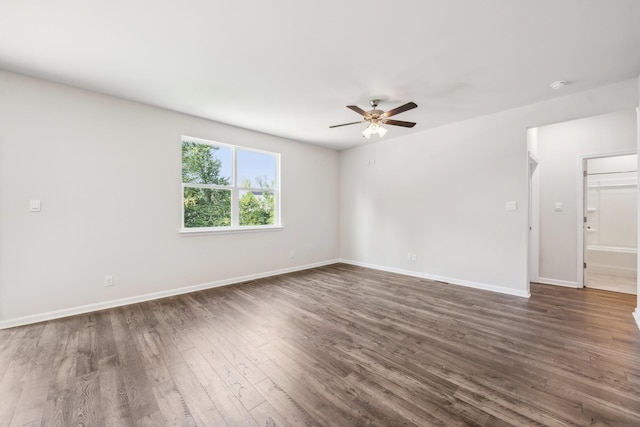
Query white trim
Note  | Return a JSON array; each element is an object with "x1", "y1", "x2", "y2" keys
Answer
[
  {"x1": 536, "y1": 277, "x2": 580, "y2": 288},
  {"x1": 0, "y1": 259, "x2": 339, "y2": 330},
  {"x1": 180, "y1": 225, "x2": 283, "y2": 236},
  {"x1": 340, "y1": 259, "x2": 530, "y2": 298},
  {"x1": 577, "y1": 156, "x2": 586, "y2": 287},
  {"x1": 633, "y1": 308, "x2": 640, "y2": 331},
  {"x1": 527, "y1": 150, "x2": 540, "y2": 287},
  {"x1": 183, "y1": 182, "x2": 231, "y2": 190}
]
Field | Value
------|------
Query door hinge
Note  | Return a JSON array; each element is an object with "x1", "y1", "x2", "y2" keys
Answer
[
  {"x1": 584, "y1": 262, "x2": 587, "y2": 269},
  {"x1": 584, "y1": 170, "x2": 588, "y2": 177},
  {"x1": 584, "y1": 216, "x2": 587, "y2": 223}
]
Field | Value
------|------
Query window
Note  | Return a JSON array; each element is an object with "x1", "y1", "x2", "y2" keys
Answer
[{"x1": 181, "y1": 136, "x2": 280, "y2": 232}]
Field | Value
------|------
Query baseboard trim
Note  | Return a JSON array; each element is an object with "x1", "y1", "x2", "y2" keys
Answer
[
  {"x1": 536, "y1": 277, "x2": 580, "y2": 288},
  {"x1": 0, "y1": 259, "x2": 340, "y2": 330},
  {"x1": 339, "y1": 259, "x2": 530, "y2": 298},
  {"x1": 633, "y1": 308, "x2": 640, "y2": 331}
]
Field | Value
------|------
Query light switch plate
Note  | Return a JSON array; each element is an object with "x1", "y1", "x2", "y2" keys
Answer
[
  {"x1": 555, "y1": 202, "x2": 563, "y2": 212},
  {"x1": 505, "y1": 201, "x2": 517, "y2": 211}
]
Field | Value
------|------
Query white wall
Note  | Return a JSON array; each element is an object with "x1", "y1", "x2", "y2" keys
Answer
[
  {"x1": 588, "y1": 154, "x2": 637, "y2": 173},
  {"x1": 0, "y1": 70, "x2": 340, "y2": 326},
  {"x1": 536, "y1": 110, "x2": 637, "y2": 285},
  {"x1": 340, "y1": 79, "x2": 639, "y2": 297},
  {"x1": 586, "y1": 165, "x2": 637, "y2": 250}
]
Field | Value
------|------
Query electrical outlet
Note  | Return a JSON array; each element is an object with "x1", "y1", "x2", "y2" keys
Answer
[
  {"x1": 289, "y1": 250, "x2": 295, "y2": 258},
  {"x1": 104, "y1": 275, "x2": 114, "y2": 287},
  {"x1": 411, "y1": 253, "x2": 417, "y2": 262},
  {"x1": 407, "y1": 253, "x2": 412, "y2": 261}
]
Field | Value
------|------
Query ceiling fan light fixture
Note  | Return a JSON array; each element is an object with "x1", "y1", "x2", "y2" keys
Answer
[
  {"x1": 362, "y1": 121, "x2": 386, "y2": 139},
  {"x1": 331, "y1": 99, "x2": 418, "y2": 139}
]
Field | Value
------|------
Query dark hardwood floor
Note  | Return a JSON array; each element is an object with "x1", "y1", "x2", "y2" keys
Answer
[{"x1": 1, "y1": 263, "x2": 639, "y2": 426}]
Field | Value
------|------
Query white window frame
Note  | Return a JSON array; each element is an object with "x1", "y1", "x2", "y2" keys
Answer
[{"x1": 180, "y1": 136, "x2": 282, "y2": 235}]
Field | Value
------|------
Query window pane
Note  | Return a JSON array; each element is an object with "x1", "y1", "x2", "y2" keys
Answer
[
  {"x1": 237, "y1": 150, "x2": 276, "y2": 189},
  {"x1": 239, "y1": 189, "x2": 275, "y2": 226},
  {"x1": 182, "y1": 141, "x2": 232, "y2": 185},
  {"x1": 183, "y1": 187, "x2": 231, "y2": 228}
]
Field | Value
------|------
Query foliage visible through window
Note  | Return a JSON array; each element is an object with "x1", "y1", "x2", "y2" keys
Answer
[{"x1": 182, "y1": 137, "x2": 279, "y2": 230}]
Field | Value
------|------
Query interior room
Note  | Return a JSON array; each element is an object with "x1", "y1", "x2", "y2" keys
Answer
[
  {"x1": 531, "y1": 110, "x2": 638, "y2": 293},
  {"x1": 1, "y1": 1, "x2": 640, "y2": 426}
]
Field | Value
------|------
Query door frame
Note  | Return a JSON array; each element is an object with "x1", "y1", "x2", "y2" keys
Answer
[
  {"x1": 528, "y1": 151, "x2": 540, "y2": 289},
  {"x1": 577, "y1": 149, "x2": 637, "y2": 287}
]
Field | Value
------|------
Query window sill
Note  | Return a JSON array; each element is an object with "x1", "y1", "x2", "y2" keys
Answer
[{"x1": 179, "y1": 225, "x2": 283, "y2": 236}]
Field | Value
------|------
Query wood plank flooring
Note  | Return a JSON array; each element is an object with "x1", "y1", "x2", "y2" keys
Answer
[{"x1": 1, "y1": 263, "x2": 639, "y2": 426}]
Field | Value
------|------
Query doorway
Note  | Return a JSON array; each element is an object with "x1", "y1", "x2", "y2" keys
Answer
[{"x1": 582, "y1": 154, "x2": 638, "y2": 294}]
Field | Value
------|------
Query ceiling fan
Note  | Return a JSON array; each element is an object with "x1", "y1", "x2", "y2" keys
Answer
[{"x1": 330, "y1": 99, "x2": 417, "y2": 138}]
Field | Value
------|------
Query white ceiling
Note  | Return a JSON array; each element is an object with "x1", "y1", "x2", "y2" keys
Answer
[{"x1": 1, "y1": 1, "x2": 639, "y2": 150}]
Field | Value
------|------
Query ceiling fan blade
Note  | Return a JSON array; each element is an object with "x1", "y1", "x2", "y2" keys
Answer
[
  {"x1": 329, "y1": 121, "x2": 364, "y2": 128},
  {"x1": 384, "y1": 102, "x2": 418, "y2": 118},
  {"x1": 347, "y1": 105, "x2": 369, "y2": 117},
  {"x1": 382, "y1": 119, "x2": 416, "y2": 128}
]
